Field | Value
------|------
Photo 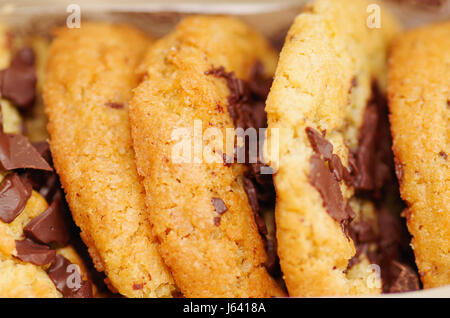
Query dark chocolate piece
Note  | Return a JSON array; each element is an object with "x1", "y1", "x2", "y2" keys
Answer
[
  {"x1": 264, "y1": 238, "x2": 279, "y2": 275},
  {"x1": 347, "y1": 219, "x2": 379, "y2": 268},
  {"x1": 15, "y1": 238, "x2": 56, "y2": 266},
  {"x1": 305, "y1": 127, "x2": 355, "y2": 229},
  {"x1": 243, "y1": 177, "x2": 268, "y2": 235},
  {"x1": 0, "y1": 133, "x2": 53, "y2": 171},
  {"x1": 23, "y1": 198, "x2": 70, "y2": 246},
  {"x1": 388, "y1": 261, "x2": 420, "y2": 293},
  {"x1": 105, "y1": 102, "x2": 124, "y2": 109},
  {"x1": 205, "y1": 63, "x2": 270, "y2": 131},
  {"x1": 308, "y1": 154, "x2": 354, "y2": 223},
  {"x1": 354, "y1": 104, "x2": 378, "y2": 190},
  {"x1": 31, "y1": 141, "x2": 52, "y2": 164},
  {"x1": 329, "y1": 154, "x2": 353, "y2": 185},
  {"x1": 305, "y1": 127, "x2": 333, "y2": 160},
  {"x1": 48, "y1": 254, "x2": 93, "y2": 298},
  {"x1": 0, "y1": 47, "x2": 36, "y2": 108},
  {"x1": 353, "y1": 84, "x2": 393, "y2": 193},
  {"x1": 305, "y1": 127, "x2": 353, "y2": 185},
  {"x1": 439, "y1": 151, "x2": 447, "y2": 160},
  {"x1": 0, "y1": 173, "x2": 32, "y2": 223}
]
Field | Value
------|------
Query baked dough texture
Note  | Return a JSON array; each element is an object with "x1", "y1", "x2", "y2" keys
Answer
[
  {"x1": 44, "y1": 22, "x2": 176, "y2": 297},
  {"x1": 388, "y1": 21, "x2": 450, "y2": 289},
  {"x1": 265, "y1": 0, "x2": 400, "y2": 296},
  {"x1": 129, "y1": 16, "x2": 284, "y2": 297}
]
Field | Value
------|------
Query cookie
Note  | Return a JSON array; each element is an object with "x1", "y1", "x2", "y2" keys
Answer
[
  {"x1": 129, "y1": 16, "x2": 284, "y2": 297},
  {"x1": 388, "y1": 21, "x2": 450, "y2": 288},
  {"x1": 44, "y1": 22, "x2": 176, "y2": 297},
  {"x1": 264, "y1": 0, "x2": 408, "y2": 296},
  {"x1": 0, "y1": 32, "x2": 95, "y2": 298}
]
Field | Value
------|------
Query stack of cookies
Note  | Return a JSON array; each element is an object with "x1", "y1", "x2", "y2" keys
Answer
[{"x1": 0, "y1": 0, "x2": 448, "y2": 297}]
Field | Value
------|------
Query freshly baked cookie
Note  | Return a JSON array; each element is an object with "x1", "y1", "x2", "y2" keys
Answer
[
  {"x1": 129, "y1": 16, "x2": 284, "y2": 297},
  {"x1": 44, "y1": 22, "x2": 176, "y2": 297},
  {"x1": 388, "y1": 21, "x2": 450, "y2": 288},
  {"x1": 265, "y1": 0, "x2": 406, "y2": 296},
  {"x1": 0, "y1": 32, "x2": 94, "y2": 298}
]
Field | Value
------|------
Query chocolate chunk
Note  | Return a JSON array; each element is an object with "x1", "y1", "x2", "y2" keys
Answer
[
  {"x1": 354, "y1": 83, "x2": 393, "y2": 193},
  {"x1": 31, "y1": 141, "x2": 52, "y2": 164},
  {"x1": 205, "y1": 63, "x2": 270, "y2": 131},
  {"x1": 212, "y1": 197, "x2": 228, "y2": 214},
  {"x1": 15, "y1": 238, "x2": 56, "y2": 265},
  {"x1": 376, "y1": 208, "x2": 418, "y2": 292},
  {"x1": 133, "y1": 283, "x2": 144, "y2": 290},
  {"x1": 0, "y1": 47, "x2": 36, "y2": 108},
  {"x1": 347, "y1": 219, "x2": 379, "y2": 268},
  {"x1": 350, "y1": 220, "x2": 377, "y2": 244},
  {"x1": 305, "y1": 127, "x2": 353, "y2": 185},
  {"x1": 0, "y1": 173, "x2": 32, "y2": 223},
  {"x1": 23, "y1": 198, "x2": 70, "y2": 246},
  {"x1": 105, "y1": 102, "x2": 124, "y2": 109},
  {"x1": 439, "y1": 151, "x2": 447, "y2": 160},
  {"x1": 329, "y1": 154, "x2": 354, "y2": 185},
  {"x1": 309, "y1": 154, "x2": 353, "y2": 223},
  {"x1": 305, "y1": 127, "x2": 355, "y2": 230},
  {"x1": 264, "y1": 238, "x2": 279, "y2": 275},
  {"x1": 48, "y1": 255, "x2": 93, "y2": 298},
  {"x1": 305, "y1": 127, "x2": 333, "y2": 160},
  {"x1": 354, "y1": 104, "x2": 378, "y2": 190},
  {"x1": 243, "y1": 177, "x2": 268, "y2": 235},
  {"x1": 388, "y1": 261, "x2": 420, "y2": 293},
  {"x1": 247, "y1": 61, "x2": 272, "y2": 100},
  {"x1": 39, "y1": 173, "x2": 60, "y2": 202},
  {"x1": 0, "y1": 133, "x2": 53, "y2": 171}
]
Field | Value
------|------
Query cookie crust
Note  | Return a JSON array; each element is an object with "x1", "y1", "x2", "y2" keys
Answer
[
  {"x1": 130, "y1": 16, "x2": 284, "y2": 297},
  {"x1": 265, "y1": 0, "x2": 400, "y2": 296},
  {"x1": 388, "y1": 21, "x2": 450, "y2": 288},
  {"x1": 44, "y1": 22, "x2": 176, "y2": 297}
]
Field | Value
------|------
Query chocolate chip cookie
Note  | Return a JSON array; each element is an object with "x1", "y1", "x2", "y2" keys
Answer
[
  {"x1": 44, "y1": 22, "x2": 176, "y2": 297},
  {"x1": 388, "y1": 21, "x2": 450, "y2": 289},
  {"x1": 264, "y1": 0, "x2": 414, "y2": 296},
  {"x1": 129, "y1": 16, "x2": 284, "y2": 297}
]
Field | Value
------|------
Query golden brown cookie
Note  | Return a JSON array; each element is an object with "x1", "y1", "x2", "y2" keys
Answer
[
  {"x1": 44, "y1": 22, "x2": 176, "y2": 298},
  {"x1": 265, "y1": 0, "x2": 402, "y2": 296},
  {"x1": 129, "y1": 16, "x2": 284, "y2": 297},
  {"x1": 388, "y1": 21, "x2": 450, "y2": 289}
]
